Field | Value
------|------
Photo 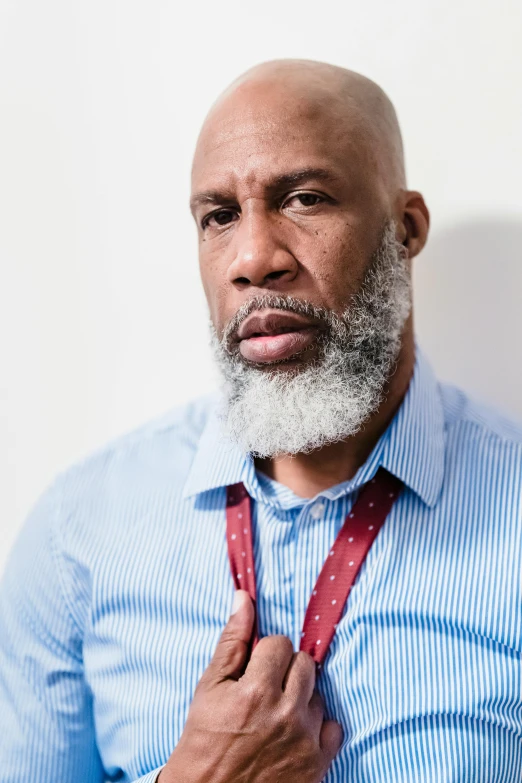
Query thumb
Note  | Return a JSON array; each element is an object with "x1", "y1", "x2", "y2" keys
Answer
[{"x1": 200, "y1": 590, "x2": 255, "y2": 686}]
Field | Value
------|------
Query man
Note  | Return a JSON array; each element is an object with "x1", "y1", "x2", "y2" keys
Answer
[{"x1": 1, "y1": 59, "x2": 522, "y2": 783}]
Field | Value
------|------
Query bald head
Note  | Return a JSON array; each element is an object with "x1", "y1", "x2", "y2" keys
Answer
[{"x1": 195, "y1": 58, "x2": 406, "y2": 191}]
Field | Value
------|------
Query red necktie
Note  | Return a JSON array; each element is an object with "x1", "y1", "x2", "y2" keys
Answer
[{"x1": 226, "y1": 467, "x2": 403, "y2": 666}]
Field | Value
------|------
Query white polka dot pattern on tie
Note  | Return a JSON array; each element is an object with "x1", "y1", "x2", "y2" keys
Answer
[
  {"x1": 227, "y1": 468, "x2": 403, "y2": 666},
  {"x1": 226, "y1": 483, "x2": 258, "y2": 646}
]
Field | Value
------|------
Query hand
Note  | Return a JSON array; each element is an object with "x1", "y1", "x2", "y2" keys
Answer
[{"x1": 158, "y1": 590, "x2": 343, "y2": 783}]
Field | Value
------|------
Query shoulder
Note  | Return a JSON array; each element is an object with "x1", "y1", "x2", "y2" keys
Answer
[
  {"x1": 440, "y1": 381, "x2": 522, "y2": 445},
  {"x1": 52, "y1": 393, "x2": 220, "y2": 515},
  {"x1": 439, "y1": 381, "x2": 522, "y2": 479},
  {"x1": 3, "y1": 395, "x2": 221, "y2": 640}
]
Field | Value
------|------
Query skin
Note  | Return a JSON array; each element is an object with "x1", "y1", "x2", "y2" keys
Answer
[
  {"x1": 191, "y1": 59, "x2": 429, "y2": 497},
  {"x1": 161, "y1": 591, "x2": 342, "y2": 783},
  {"x1": 159, "y1": 59, "x2": 430, "y2": 782}
]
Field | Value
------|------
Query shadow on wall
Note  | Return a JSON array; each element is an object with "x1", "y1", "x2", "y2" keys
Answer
[{"x1": 413, "y1": 216, "x2": 522, "y2": 420}]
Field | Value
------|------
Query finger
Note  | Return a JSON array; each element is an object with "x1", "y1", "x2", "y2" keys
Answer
[
  {"x1": 282, "y1": 651, "x2": 316, "y2": 705},
  {"x1": 320, "y1": 719, "x2": 344, "y2": 763},
  {"x1": 308, "y1": 689, "x2": 325, "y2": 731},
  {"x1": 244, "y1": 635, "x2": 295, "y2": 691},
  {"x1": 200, "y1": 590, "x2": 255, "y2": 686}
]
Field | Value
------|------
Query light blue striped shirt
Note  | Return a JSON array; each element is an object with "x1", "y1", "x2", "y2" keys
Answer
[{"x1": 2, "y1": 348, "x2": 522, "y2": 782}]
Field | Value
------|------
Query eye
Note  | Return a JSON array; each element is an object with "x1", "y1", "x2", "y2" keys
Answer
[
  {"x1": 202, "y1": 208, "x2": 239, "y2": 229},
  {"x1": 284, "y1": 192, "x2": 325, "y2": 209}
]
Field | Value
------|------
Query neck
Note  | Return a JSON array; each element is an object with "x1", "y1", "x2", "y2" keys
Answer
[{"x1": 255, "y1": 335, "x2": 415, "y2": 498}]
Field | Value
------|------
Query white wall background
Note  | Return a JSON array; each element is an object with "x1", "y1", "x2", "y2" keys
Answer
[{"x1": 1, "y1": 0, "x2": 521, "y2": 573}]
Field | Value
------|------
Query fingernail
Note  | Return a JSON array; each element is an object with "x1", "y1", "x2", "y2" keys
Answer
[{"x1": 231, "y1": 590, "x2": 245, "y2": 616}]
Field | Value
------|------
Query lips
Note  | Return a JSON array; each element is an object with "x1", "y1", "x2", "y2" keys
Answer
[{"x1": 235, "y1": 310, "x2": 320, "y2": 364}]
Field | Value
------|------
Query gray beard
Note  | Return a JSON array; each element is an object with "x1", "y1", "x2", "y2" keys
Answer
[{"x1": 210, "y1": 220, "x2": 412, "y2": 458}]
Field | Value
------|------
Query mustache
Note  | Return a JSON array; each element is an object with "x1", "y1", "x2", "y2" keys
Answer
[{"x1": 221, "y1": 294, "x2": 341, "y2": 353}]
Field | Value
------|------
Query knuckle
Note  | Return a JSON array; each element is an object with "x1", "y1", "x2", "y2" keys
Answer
[
  {"x1": 218, "y1": 626, "x2": 240, "y2": 646},
  {"x1": 210, "y1": 639, "x2": 244, "y2": 677},
  {"x1": 241, "y1": 678, "x2": 267, "y2": 706},
  {"x1": 278, "y1": 697, "x2": 309, "y2": 733},
  {"x1": 278, "y1": 696, "x2": 297, "y2": 723},
  {"x1": 279, "y1": 712, "x2": 317, "y2": 754},
  {"x1": 214, "y1": 636, "x2": 239, "y2": 660},
  {"x1": 300, "y1": 734, "x2": 319, "y2": 759},
  {"x1": 278, "y1": 708, "x2": 305, "y2": 740}
]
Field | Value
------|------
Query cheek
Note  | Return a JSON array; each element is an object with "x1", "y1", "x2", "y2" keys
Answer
[
  {"x1": 294, "y1": 221, "x2": 369, "y2": 308},
  {"x1": 198, "y1": 239, "x2": 224, "y2": 294},
  {"x1": 198, "y1": 258, "x2": 230, "y2": 333}
]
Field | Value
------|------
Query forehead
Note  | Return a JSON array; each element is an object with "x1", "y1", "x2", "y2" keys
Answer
[{"x1": 191, "y1": 89, "x2": 375, "y2": 196}]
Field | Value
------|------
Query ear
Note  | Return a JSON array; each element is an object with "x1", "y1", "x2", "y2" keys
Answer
[{"x1": 398, "y1": 191, "x2": 430, "y2": 259}]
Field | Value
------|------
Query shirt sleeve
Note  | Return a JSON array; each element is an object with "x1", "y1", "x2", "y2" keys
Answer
[{"x1": 0, "y1": 479, "x2": 105, "y2": 782}]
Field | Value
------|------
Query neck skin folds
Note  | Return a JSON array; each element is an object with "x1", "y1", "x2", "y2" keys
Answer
[{"x1": 254, "y1": 325, "x2": 415, "y2": 498}]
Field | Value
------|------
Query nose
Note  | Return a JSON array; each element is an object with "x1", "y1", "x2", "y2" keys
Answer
[{"x1": 227, "y1": 203, "x2": 298, "y2": 288}]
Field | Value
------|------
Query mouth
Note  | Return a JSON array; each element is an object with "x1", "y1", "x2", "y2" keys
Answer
[{"x1": 234, "y1": 309, "x2": 321, "y2": 364}]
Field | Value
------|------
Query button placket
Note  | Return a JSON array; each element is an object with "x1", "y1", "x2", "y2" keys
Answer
[
  {"x1": 293, "y1": 503, "x2": 316, "y2": 649},
  {"x1": 255, "y1": 501, "x2": 299, "y2": 641}
]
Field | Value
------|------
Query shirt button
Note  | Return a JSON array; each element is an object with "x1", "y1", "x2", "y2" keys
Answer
[{"x1": 310, "y1": 502, "x2": 325, "y2": 520}]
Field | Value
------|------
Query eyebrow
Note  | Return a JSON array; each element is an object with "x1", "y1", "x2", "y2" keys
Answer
[{"x1": 190, "y1": 167, "x2": 340, "y2": 212}]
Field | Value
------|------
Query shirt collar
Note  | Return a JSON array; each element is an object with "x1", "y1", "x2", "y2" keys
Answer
[
  {"x1": 181, "y1": 399, "x2": 255, "y2": 499},
  {"x1": 182, "y1": 346, "x2": 445, "y2": 508},
  {"x1": 362, "y1": 347, "x2": 445, "y2": 507}
]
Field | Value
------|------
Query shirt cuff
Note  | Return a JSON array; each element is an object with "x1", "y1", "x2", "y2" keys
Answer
[{"x1": 132, "y1": 766, "x2": 165, "y2": 783}]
